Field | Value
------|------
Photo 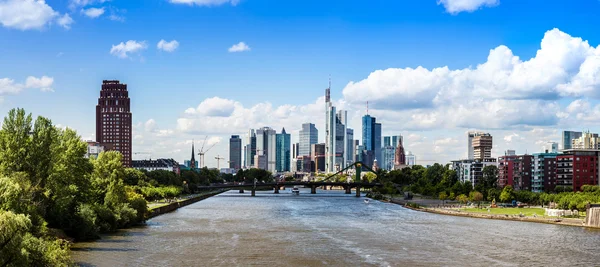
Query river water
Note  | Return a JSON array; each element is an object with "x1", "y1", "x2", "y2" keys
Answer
[{"x1": 72, "y1": 189, "x2": 600, "y2": 266}]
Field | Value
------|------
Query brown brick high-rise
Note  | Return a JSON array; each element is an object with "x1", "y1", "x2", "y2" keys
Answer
[{"x1": 96, "y1": 80, "x2": 132, "y2": 167}]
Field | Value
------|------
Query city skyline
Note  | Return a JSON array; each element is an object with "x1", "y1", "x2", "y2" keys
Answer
[{"x1": 3, "y1": 0, "x2": 600, "y2": 167}]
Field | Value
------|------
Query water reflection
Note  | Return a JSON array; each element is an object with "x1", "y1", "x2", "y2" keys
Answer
[{"x1": 72, "y1": 189, "x2": 600, "y2": 267}]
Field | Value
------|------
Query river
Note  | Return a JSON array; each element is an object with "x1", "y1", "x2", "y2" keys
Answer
[{"x1": 72, "y1": 189, "x2": 600, "y2": 266}]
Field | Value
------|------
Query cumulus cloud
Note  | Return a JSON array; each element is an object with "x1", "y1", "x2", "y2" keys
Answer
[
  {"x1": 168, "y1": 0, "x2": 240, "y2": 6},
  {"x1": 228, "y1": 42, "x2": 250, "y2": 52},
  {"x1": 0, "y1": 76, "x2": 54, "y2": 95},
  {"x1": 343, "y1": 28, "x2": 600, "y2": 131},
  {"x1": 157, "y1": 39, "x2": 179, "y2": 52},
  {"x1": 0, "y1": 0, "x2": 74, "y2": 30},
  {"x1": 144, "y1": 119, "x2": 157, "y2": 132},
  {"x1": 82, "y1": 7, "x2": 105, "y2": 18},
  {"x1": 57, "y1": 14, "x2": 74, "y2": 29},
  {"x1": 110, "y1": 40, "x2": 147, "y2": 59},
  {"x1": 437, "y1": 0, "x2": 499, "y2": 14},
  {"x1": 25, "y1": 76, "x2": 54, "y2": 92}
]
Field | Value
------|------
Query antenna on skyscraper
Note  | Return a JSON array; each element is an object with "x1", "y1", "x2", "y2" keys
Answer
[
  {"x1": 367, "y1": 101, "x2": 369, "y2": 115},
  {"x1": 325, "y1": 75, "x2": 331, "y2": 103}
]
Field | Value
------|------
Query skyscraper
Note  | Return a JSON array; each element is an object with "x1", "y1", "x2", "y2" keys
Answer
[
  {"x1": 562, "y1": 131, "x2": 583, "y2": 150},
  {"x1": 299, "y1": 123, "x2": 318, "y2": 157},
  {"x1": 383, "y1": 136, "x2": 391, "y2": 147},
  {"x1": 96, "y1": 80, "x2": 132, "y2": 167},
  {"x1": 346, "y1": 128, "x2": 354, "y2": 166},
  {"x1": 325, "y1": 81, "x2": 348, "y2": 173},
  {"x1": 244, "y1": 129, "x2": 256, "y2": 168},
  {"x1": 229, "y1": 135, "x2": 242, "y2": 170},
  {"x1": 468, "y1": 131, "x2": 492, "y2": 160},
  {"x1": 361, "y1": 115, "x2": 381, "y2": 166},
  {"x1": 255, "y1": 127, "x2": 276, "y2": 173},
  {"x1": 276, "y1": 128, "x2": 291, "y2": 172}
]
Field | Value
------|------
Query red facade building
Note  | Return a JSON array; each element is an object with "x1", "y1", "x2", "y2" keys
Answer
[
  {"x1": 498, "y1": 155, "x2": 533, "y2": 191},
  {"x1": 96, "y1": 80, "x2": 132, "y2": 167},
  {"x1": 556, "y1": 150, "x2": 599, "y2": 191}
]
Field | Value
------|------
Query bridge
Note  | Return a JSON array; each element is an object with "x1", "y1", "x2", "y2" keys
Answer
[{"x1": 195, "y1": 162, "x2": 383, "y2": 197}]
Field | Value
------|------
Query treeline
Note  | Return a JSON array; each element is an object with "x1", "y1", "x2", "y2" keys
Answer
[
  {"x1": 373, "y1": 163, "x2": 600, "y2": 211},
  {"x1": 0, "y1": 109, "x2": 143, "y2": 266}
]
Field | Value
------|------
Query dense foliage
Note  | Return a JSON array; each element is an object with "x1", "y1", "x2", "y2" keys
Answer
[
  {"x1": 0, "y1": 108, "x2": 160, "y2": 266},
  {"x1": 372, "y1": 164, "x2": 600, "y2": 211}
]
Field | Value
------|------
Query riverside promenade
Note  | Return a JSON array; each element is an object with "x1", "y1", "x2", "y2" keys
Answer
[{"x1": 387, "y1": 196, "x2": 587, "y2": 228}]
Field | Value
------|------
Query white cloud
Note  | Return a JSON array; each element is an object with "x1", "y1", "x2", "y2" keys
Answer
[
  {"x1": 228, "y1": 41, "x2": 250, "y2": 53},
  {"x1": 110, "y1": 40, "x2": 148, "y2": 59},
  {"x1": 0, "y1": 78, "x2": 23, "y2": 94},
  {"x1": 144, "y1": 119, "x2": 157, "y2": 132},
  {"x1": 0, "y1": 76, "x2": 54, "y2": 95},
  {"x1": 0, "y1": 0, "x2": 62, "y2": 30},
  {"x1": 69, "y1": 0, "x2": 109, "y2": 9},
  {"x1": 82, "y1": 7, "x2": 105, "y2": 18},
  {"x1": 342, "y1": 28, "x2": 600, "y2": 131},
  {"x1": 168, "y1": 0, "x2": 240, "y2": 6},
  {"x1": 25, "y1": 76, "x2": 54, "y2": 92},
  {"x1": 57, "y1": 14, "x2": 74, "y2": 29},
  {"x1": 157, "y1": 39, "x2": 180, "y2": 52},
  {"x1": 437, "y1": 0, "x2": 499, "y2": 14}
]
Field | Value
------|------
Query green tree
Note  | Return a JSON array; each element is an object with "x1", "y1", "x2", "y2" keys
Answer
[
  {"x1": 439, "y1": 192, "x2": 448, "y2": 202},
  {"x1": 124, "y1": 168, "x2": 148, "y2": 186},
  {"x1": 499, "y1": 185, "x2": 515, "y2": 203},
  {"x1": 482, "y1": 165, "x2": 499, "y2": 189},
  {"x1": 456, "y1": 194, "x2": 469, "y2": 204},
  {"x1": 0, "y1": 210, "x2": 71, "y2": 266},
  {"x1": 0, "y1": 108, "x2": 32, "y2": 174}
]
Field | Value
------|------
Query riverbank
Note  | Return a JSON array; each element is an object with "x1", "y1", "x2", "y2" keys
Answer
[
  {"x1": 147, "y1": 190, "x2": 225, "y2": 219},
  {"x1": 387, "y1": 198, "x2": 588, "y2": 228}
]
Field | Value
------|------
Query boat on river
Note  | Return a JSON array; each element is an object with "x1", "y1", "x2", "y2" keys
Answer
[
  {"x1": 292, "y1": 186, "x2": 300, "y2": 195},
  {"x1": 364, "y1": 199, "x2": 370, "y2": 204}
]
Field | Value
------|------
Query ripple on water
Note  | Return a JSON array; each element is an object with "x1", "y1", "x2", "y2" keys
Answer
[{"x1": 72, "y1": 189, "x2": 600, "y2": 267}]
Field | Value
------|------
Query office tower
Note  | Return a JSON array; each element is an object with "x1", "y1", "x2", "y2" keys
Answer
[
  {"x1": 245, "y1": 129, "x2": 256, "y2": 168},
  {"x1": 299, "y1": 123, "x2": 318, "y2": 157},
  {"x1": 468, "y1": 131, "x2": 492, "y2": 160},
  {"x1": 571, "y1": 131, "x2": 600, "y2": 149},
  {"x1": 325, "y1": 81, "x2": 348, "y2": 173},
  {"x1": 255, "y1": 127, "x2": 276, "y2": 173},
  {"x1": 96, "y1": 80, "x2": 132, "y2": 167},
  {"x1": 276, "y1": 128, "x2": 291, "y2": 172},
  {"x1": 505, "y1": 150, "x2": 516, "y2": 156},
  {"x1": 361, "y1": 115, "x2": 382, "y2": 166},
  {"x1": 374, "y1": 123, "x2": 382, "y2": 163},
  {"x1": 292, "y1": 143, "x2": 299, "y2": 159},
  {"x1": 383, "y1": 136, "x2": 391, "y2": 148},
  {"x1": 229, "y1": 135, "x2": 242, "y2": 170},
  {"x1": 562, "y1": 131, "x2": 582, "y2": 150},
  {"x1": 382, "y1": 145, "x2": 395, "y2": 171},
  {"x1": 406, "y1": 151, "x2": 416, "y2": 166},
  {"x1": 392, "y1": 135, "x2": 402, "y2": 147},
  {"x1": 542, "y1": 142, "x2": 559, "y2": 153},
  {"x1": 311, "y1": 143, "x2": 326, "y2": 172},
  {"x1": 347, "y1": 128, "x2": 354, "y2": 166}
]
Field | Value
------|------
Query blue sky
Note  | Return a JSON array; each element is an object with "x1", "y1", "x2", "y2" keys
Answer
[{"x1": 2, "y1": 0, "x2": 600, "y2": 167}]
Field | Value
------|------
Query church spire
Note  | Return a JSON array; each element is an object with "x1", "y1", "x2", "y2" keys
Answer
[{"x1": 191, "y1": 140, "x2": 196, "y2": 169}]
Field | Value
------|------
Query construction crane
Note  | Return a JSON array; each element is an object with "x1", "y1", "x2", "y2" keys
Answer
[
  {"x1": 215, "y1": 155, "x2": 225, "y2": 169},
  {"x1": 198, "y1": 135, "x2": 219, "y2": 168}
]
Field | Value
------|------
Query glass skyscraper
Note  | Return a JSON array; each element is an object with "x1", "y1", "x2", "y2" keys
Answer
[
  {"x1": 362, "y1": 115, "x2": 382, "y2": 166},
  {"x1": 562, "y1": 131, "x2": 582, "y2": 150},
  {"x1": 299, "y1": 123, "x2": 318, "y2": 157},
  {"x1": 276, "y1": 128, "x2": 291, "y2": 172}
]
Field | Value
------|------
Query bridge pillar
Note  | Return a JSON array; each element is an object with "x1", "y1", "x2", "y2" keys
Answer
[
  {"x1": 355, "y1": 186, "x2": 361, "y2": 197},
  {"x1": 251, "y1": 189, "x2": 255, "y2": 197},
  {"x1": 345, "y1": 186, "x2": 351, "y2": 194},
  {"x1": 239, "y1": 189, "x2": 244, "y2": 193},
  {"x1": 274, "y1": 186, "x2": 280, "y2": 194},
  {"x1": 311, "y1": 185, "x2": 316, "y2": 194}
]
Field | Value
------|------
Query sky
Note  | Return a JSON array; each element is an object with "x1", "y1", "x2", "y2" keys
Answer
[{"x1": 2, "y1": 0, "x2": 600, "y2": 168}]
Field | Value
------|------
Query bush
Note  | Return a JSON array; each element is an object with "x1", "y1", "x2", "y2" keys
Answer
[{"x1": 73, "y1": 204, "x2": 100, "y2": 240}]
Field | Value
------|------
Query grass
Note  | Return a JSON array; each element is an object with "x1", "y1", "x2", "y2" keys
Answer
[{"x1": 457, "y1": 207, "x2": 547, "y2": 217}]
